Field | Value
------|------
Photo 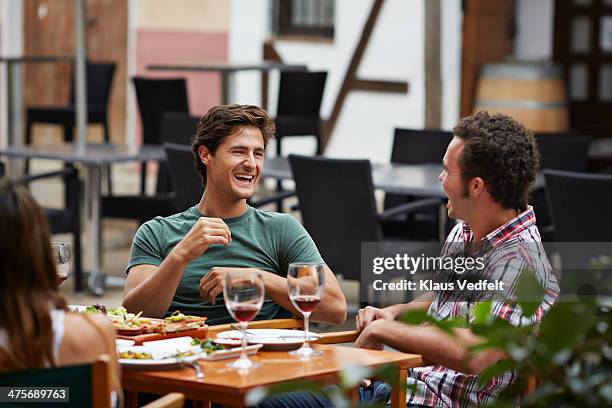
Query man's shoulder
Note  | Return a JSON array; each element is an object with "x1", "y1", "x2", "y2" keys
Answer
[
  {"x1": 249, "y1": 207, "x2": 293, "y2": 226},
  {"x1": 138, "y1": 207, "x2": 198, "y2": 234}
]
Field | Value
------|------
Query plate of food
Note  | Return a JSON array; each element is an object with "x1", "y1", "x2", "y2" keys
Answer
[
  {"x1": 215, "y1": 329, "x2": 321, "y2": 350},
  {"x1": 118, "y1": 337, "x2": 263, "y2": 368}
]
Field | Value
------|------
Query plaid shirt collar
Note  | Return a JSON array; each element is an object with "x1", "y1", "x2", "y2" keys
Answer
[{"x1": 461, "y1": 205, "x2": 537, "y2": 248}]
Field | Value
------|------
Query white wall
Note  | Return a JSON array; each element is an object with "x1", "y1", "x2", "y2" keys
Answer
[
  {"x1": 515, "y1": 0, "x2": 554, "y2": 61},
  {"x1": 229, "y1": 0, "x2": 463, "y2": 163}
]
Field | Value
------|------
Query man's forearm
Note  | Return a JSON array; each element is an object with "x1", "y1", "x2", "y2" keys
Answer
[
  {"x1": 258, "y1": 270, "x2": 347, "y2": 325},
  {"x1": 122, "y1": 253, "x2": 187, "y2": 318},
  {"x1": 367, "y1": 320, "x2": 469, "y2": 372},
  {"x1": 385, "y1": 291, "x2": 435, "y2": 319}
]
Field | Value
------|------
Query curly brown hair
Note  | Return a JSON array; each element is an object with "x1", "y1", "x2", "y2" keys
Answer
[
  {"x1": 453, "y1": 111, "x2": 540, "y2": 211},
  {"x1": 191, "y1": 104, "x2": 276, "y2": 186}
]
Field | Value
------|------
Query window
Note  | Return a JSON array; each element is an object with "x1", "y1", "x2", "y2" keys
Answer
[{"x1": 274, "y1": 0, "x2": 335, "y2": 39}]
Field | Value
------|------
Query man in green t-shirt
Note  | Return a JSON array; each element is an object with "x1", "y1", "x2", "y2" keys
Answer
[{"x1": 123, "y1": 104, "x2": 347, "y2": 325}]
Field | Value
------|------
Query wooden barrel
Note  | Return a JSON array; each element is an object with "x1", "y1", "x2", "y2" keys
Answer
[{"x1": 473, "y1": 62, "x2": 569, "y2": 132}]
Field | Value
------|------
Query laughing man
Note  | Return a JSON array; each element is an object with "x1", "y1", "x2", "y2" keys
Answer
[
  {"x1": 353, "y1": 111, "x2": 560, "y2": 407},
  {"x1": 122, "y1": 104, "x2": 347, "y2": 325}
]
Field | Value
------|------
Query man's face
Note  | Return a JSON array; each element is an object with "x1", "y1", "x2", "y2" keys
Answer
[
  {"x1": 439, "y1": 136, "x2": 471, "y2": 220},
  {"x1": 202, "y1": 126, "x2": 265, "y2": 201}
]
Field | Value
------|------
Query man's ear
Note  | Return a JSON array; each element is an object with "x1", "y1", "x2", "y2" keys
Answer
[
  {"x1": 198, "y1": 145, "x2": 210, "y2": 165},
  {"x1": 471, "y1": 177, "x2": 486, "y2": 197}
]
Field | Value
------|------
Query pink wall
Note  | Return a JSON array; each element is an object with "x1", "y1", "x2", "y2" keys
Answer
[{"x1": 135, "y1": 29, "x2": 228, "y2": 143}]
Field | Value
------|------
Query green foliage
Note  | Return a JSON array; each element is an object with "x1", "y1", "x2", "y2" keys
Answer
[{"x1": 246, "y1": 267, "x2": 610, "y2": 407}]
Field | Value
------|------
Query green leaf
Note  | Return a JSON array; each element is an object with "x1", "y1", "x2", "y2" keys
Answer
[
  {"x1": 399, "y1": 309, "x2": 430, "y2": 325},
  {"x1": 515, "y1": 267, "x2": 545, "y2": 317},
  {"x1": 539, "y1": 302, "x2": 596, "y2": 352},
  {"x1": 472, "y1": 301, "x2": 492, "y2": 325},
  {"x1": 477, "y1": 359, "x2": 516, "y2": 386}
]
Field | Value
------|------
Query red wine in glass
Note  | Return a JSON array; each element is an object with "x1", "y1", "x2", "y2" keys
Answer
[
  {"x1": 231, "y1": 303, "x2": 260, "y2": 322},
  {"x1": 291, "y1": 295, "x2": 321, "y2": 313}
]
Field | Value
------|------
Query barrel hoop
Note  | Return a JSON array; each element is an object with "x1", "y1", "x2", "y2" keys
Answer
[
  {"x1": 481, "y1": 64, "x2": 562, "y2": 80},
  {"x1": 475, "y1": 99, "x2": 567, "y2": 109}
]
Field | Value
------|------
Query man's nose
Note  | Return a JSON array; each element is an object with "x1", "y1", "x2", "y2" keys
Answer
[{"x1": 243, "y1": 153, "x2": 256, "y2": 168}]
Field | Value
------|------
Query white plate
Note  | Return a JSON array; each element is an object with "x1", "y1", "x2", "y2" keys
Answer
[
  {"x1": 215, "y1": 329, "x2": 320, "y2": 350},
  {"x1": 115, "y1": 339, "x2": 135, "y2": 347},
  {"x1": 118, "y1": 345, "x2": 204, "y2": 369},
  {"x1": 118, "y1": 337, "x2": 263, "y2": 368}
]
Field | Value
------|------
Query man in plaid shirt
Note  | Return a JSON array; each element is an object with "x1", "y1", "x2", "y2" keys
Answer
[{"x1": 355, "y1": 111, "x2": 559, "y2": 407}]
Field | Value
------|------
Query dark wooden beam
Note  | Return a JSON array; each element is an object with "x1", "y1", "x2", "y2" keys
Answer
[
  {"x1": 353, "y1": 79, "x2": 408, "y2": 93},
  {"x1": 262, "y1": 41, "x2": 283, "y2": 112},
  {"x1": 425, "y1": 0, "x2": 442, "y2": 128},
  {"x1": 323, "y1": 0, "x2": 386, "y2": 150}
]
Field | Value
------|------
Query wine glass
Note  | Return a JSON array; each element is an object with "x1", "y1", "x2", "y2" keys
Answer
[
  {"x1": 52, "y1": 242, "x2": 72, "y2": 287},
  {"x1": 224, "y1": 270, "x2": 265, "y2": 370},
  {"x1": 287, "y1": 262, "x2": 325, "y2": 358}
]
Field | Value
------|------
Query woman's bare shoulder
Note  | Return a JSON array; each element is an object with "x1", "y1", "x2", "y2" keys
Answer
[{"x1": 59, "y1": 312, "x2": 116, "y2": 365}]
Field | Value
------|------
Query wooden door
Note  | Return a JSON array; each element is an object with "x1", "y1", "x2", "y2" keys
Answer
[
  {"x1": 23, "y1": 0, "x2": 127, "y2": 143},
  {"x1": 554, "y1": 0, "x2": 612, "y2": 135},
  {"x1": 460, "y1": 0, "x2": 516, "y2": 117}
]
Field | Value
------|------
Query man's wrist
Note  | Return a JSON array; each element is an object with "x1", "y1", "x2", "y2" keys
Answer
[{"x1": 167, "y1": 247, "x2": 190, "y2": 267}]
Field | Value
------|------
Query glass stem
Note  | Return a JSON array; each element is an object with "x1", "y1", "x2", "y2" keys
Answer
[
  {"x1": 240, "y1": 321, "x2": 248, "y2": 360},
  {"x1": 303, "y1": 312, "x2": 311, "y2": 349}
]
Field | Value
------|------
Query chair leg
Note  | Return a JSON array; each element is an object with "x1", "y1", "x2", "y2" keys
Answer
[
  {"x1": 140, "y1": 161, "x2": 147, "y2": 195},
  {"x1": 103, "y1": 119, "x2": 113, "y2": 194},
  {"x1": 64, "y1": 123, "x2": 74, "y2": 143},
  {"x1": 25, "y1": 120, "x2": 33, "y2": 174}
]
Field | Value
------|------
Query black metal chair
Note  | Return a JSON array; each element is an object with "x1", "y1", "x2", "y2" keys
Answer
[
  {"x1": 1, "y1": 163, "x2": 84, "y2": 292},
  {"x1": 544, "y1": 169, "x2": 612, "y2": 298},
  {"x1": 131, "y1": 77, "x2": 190, "y2": 195},
  {"x1": 275, "y1": 71, "x2": 327, "y2": 156},
  {"x1": 101, "y1": 111, "x2": 196, "y2": 225},
  {"x1": 382, "y1": 128, "x2": 453, "y2": 240},
  {"x1": 532, "y1": 133, "x2": 591, "y2": 241},
  {"x1": 289, "y1": 154, "x2": 441, "y2": 305},
  {"x1": 164, "y1": 143, "x2": 203, "y2": 211},
  {"x1": 26, "y1": 61, "x2": 116, "y2": 146},
  {"x1": 25, "y1": 61, "x2": 116, "y2": 192},
  {"x1": 544, "y1": 169, "x2": 612, "y2": 242}
]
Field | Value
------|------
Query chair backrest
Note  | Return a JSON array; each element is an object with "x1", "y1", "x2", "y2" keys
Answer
[
  {"x1": 544, "y1": 169, "x2": 612, "y2": 242},
  {"x1": 385, "y1": 128, "x2": 452, "y2": 211},
  {"x1": 534, "y1": 133, "x2": 591, "y2": 172},
  {"x1": 164, "y1": 143, "x2": 203, "y2": 211},
  {"x1": 289, "y1": 154, "x2": 381, "y2": 281},
  {"x1": 133, "y1": 77, "x2": 189, "y2": 145},
  {"x1": 160, "y1": 112, "x2": 200, "y2": 145},
  {"x1": 391, "y1": 128, "x2": 453, "y2": 165},
  {"x1": 0, "y1": 356, "x2": 111, "y2": 408},
  {"x1": 277, "y1": 71, "x2": 327, "y2": 118},
  {"x1": 69, "y1": 61, "x2": 116, "y2": 109}
]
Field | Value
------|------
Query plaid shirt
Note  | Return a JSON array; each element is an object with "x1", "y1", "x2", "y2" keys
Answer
[{"x1": 406, "y1": 206, "x2": 559, "y2": 407}]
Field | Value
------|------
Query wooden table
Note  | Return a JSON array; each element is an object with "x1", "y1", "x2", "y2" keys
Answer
[{"x1": 122, "y1": 344, "x2": 423, "y2": 408}]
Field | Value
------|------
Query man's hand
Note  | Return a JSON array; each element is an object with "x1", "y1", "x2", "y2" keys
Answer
[
  {"x1": 356, "y1": 305, "x2": 395, "y2": 333},
  {"x1": 199, "y1": 267, "x2": 254, "y2": 305},
  {"x1": 172, "y1": 217, "x2": 232, "y2": 263},
  {"x1": 354, "y1": 319, "x2": 384, "y2": 350}
]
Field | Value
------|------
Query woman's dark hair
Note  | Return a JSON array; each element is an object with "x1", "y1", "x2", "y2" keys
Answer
[
  {"x1": 453, "y1": 111, "x2": 540, "y2": 211},
  {"x1": 191, "y1": 104, "x2": 276, "y2": 186},
  {"x1": 0, "y1": 179, "x2": 66, "y2": 369}
]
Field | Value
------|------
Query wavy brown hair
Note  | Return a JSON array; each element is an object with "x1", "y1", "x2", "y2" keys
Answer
[
  {"x1": 191, "y1": 104, "x2": 276, "y2": 186},
  {"x1": 0, "y1": 179, "x2": 67, "y2": 370},
  {"x1": 453, "y1": 111, "x2": 540, "y2": 211}
]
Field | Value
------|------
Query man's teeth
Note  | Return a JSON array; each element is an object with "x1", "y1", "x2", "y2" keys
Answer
[{"x1": 235, "y1": 174, "x2": 254, "y2": 183}]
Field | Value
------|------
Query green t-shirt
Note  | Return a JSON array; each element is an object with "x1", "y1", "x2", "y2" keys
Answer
[{"x1": 126, "y1": 205, "x2": 323, "y2": 325}]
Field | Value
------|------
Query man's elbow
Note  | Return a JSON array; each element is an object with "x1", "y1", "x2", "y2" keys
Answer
[{"x1": 326, "y1": 296, "x2": 348, "y2": 325}]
